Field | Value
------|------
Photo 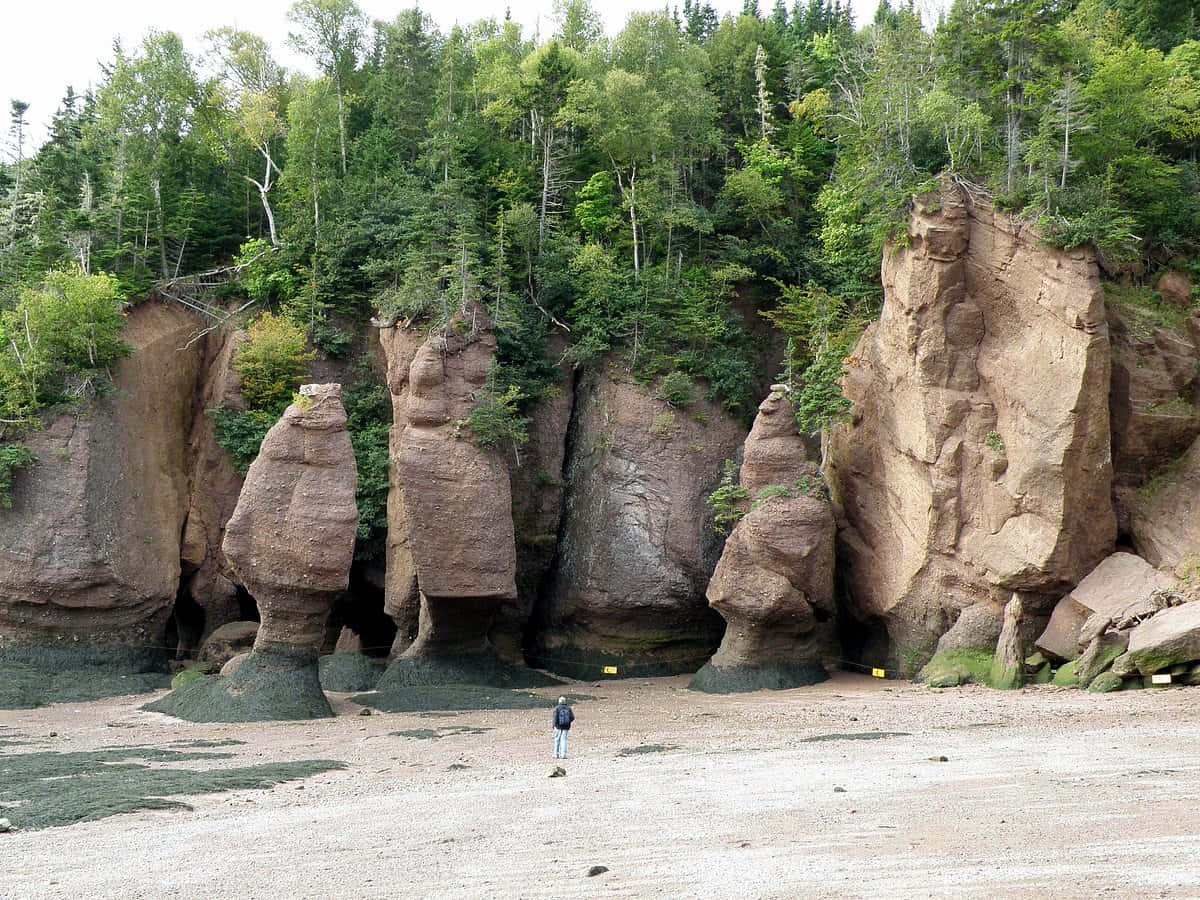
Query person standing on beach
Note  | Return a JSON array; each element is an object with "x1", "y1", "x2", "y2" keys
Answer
[{"x1": 552, "y1": 696, "x2": 574, "y2": 759}]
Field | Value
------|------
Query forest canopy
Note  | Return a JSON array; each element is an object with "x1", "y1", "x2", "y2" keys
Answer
[{"x1": 3, "y1": 0, "x2": 1199, "y2": 434}]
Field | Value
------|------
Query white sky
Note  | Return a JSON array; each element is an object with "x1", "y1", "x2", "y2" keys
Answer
[{"x1": 1, "y1": 0, "x2": 935, "y2": 151}]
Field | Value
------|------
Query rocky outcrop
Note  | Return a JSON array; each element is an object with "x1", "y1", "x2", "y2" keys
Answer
[
  {"x1": 0, "y1": 303, "x2": 203, "y2": 646},
  {"x1": 691, "y1": 388, "x2": 836, "y2": 692},
  {"x1": 1035, "y1": 552, "x2": 1180, "y2": 661},
  {"x1": 827, "y1": 189, "x2": 1116, "y2": 674},
  {"x1": 374, "y1": 312, "x2": 536, "y2": 689},
  {"x1": 532, "y1": 371, "x2": 746, "y2": 677},
  {"x1": 198, "y1": 620, "x2": 258, "y2": 669},
  {"x1": 1130, "y1": 434, "x2": 1200, "y2": 577},
  {"x1": 224, "y1": 383, "x2": 358, "y2": 654},
  {"x1": 377, "y1": 324, "x2": 425, "y2": 657},
  {"x1": 149, "y1": 384, "x2": 358, "y2": 721},
  {"x1": 179, "y1": 328, "x2": 248, "y2": 646}
]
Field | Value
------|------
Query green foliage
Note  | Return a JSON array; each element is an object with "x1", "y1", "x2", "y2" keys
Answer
[
  {"x1": 208, "y1": 408, "x2": 275, "y2": 475},
  {"x1": 706, "y1": 458, "x2": 750, "y2": 535},
  {"x1": 0, "y1": 445, "x2": 35, "y2": 508},
  {"x1": 235, "y1": 239, "x2": 296, "y2": 302},
  {"x1": 750, "y1": 482, "x2": 792, "y2": 512},
  {"x1": 465, "y1": 368, "x2": 531, "y2": 456},
  {"x1": 658, "y1": 371, "x2": 697, "y2": 407},
  {"x1": 0, "y1": 270, "x2": 130, "y2": 428},
  {"x1": 343, "y1": 376, "x2": 391, "y2": 561},
  {"x1": 985, "y1": 430, "x2": 1005, "y2": 455},
  {"x1": 234, "y1": 312, "x2": 315, "y2": 413}
]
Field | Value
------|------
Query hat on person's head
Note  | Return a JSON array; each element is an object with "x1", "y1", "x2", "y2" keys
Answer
[{"x1": 558, "y1": 696, "x2": 567, "y2": 704}]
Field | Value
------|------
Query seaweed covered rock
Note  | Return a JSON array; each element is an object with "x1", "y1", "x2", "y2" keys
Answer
[
  {"x1": 0, "y1": 303, "x2": 202, "y2": 646},
  {"x1": 691, "y1": 389, "x2": 835, "y2": 692},
  {"x1": 318, "y1": 652, "x2": 382, "y2": 692},
  {"x1": 149, "y1": 384, "x2": 358, "y2": 721},
  {"x1": 532, "y1": 371, "x2": 746, "y2": 677},
  {"x1": 1117, "y1": 602, "x2": 1200, "y2": 675},
  {"x1": 828, "y1": 189, "x2": 1116, "y2": 675}
]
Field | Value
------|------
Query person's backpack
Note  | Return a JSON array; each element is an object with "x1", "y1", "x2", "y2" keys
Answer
[{"x1": 555, "y1": 705, "x2": 573, "y2": 728}]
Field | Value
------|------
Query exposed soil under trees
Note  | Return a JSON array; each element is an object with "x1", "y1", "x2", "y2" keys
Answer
[{"x1": 3, "y1": 674, "x2": 1200, "y2": 897}]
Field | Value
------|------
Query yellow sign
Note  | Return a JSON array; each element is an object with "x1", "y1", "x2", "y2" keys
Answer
[
  {"x1": 1151, "y1": 673, "x2": 1172, "y2": 685},
  {"x1": 871, "y1": 668, "x2": 886, "y2": 679},
  {"x1": 602, "y1": 666, "x2": 618, "y2": 675}
]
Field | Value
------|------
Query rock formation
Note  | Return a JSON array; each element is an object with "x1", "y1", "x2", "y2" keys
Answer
[
  {"x1": 0, "y1": 302, "x2": 202, "y2": 648},
  {"x1": 377, "y1": 312, "x2": 539, "y2": 688},
  {"x1": 827, "y1": 188, "x2": 1116, "y2": 675},
  {"x1": 148, "y1": 383, "x2": 358, "y2": 721},
  {"x1": 691, "y1": 388, "x2": 836, "y2": 692},
  {"x1": 1107, "y1": 302, "x2": 1200, "y2": 531},
  {"x1": 1116, "y1": 602, "x2": 1200, "y2": 676},
  {"x1": 493, "y1": 334, "x2": 574, "y2": 664},
  {"x1": 377, "y1": 323, "x2": 426, "y2": 657},
  {"x1": 532, "y1": 371, "x2": 746, "y2": 677},
  {"x1": 989, "y1": 594, "x2": 1024, "y2": 690},
  {"x1": 1035, "y1": 552, "x2": 1180, "y2": 661}
]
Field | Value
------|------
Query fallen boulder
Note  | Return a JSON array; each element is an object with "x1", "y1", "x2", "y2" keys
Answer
[
  {"x1": 1117, "y1": 602, "x2": 1200, "y2": 675},
  {"x1": 1035, "y1": 553, "x2": 1179, "y2": 661}
]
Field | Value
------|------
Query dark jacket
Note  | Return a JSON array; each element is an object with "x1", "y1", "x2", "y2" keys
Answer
[{"x1": 553, "y1": 703, "x2": 574, "y2": 730}]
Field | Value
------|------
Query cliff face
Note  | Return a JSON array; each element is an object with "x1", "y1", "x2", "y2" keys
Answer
[
  {"x1": 0, "y1": 303, "x2": 203, "y2": 645},
  {"x1": 179, "y1": 328, "x2": 248, "y2": 646},
  {"x1": 531, "y1": 371, "x2": 746, "y2": 676},
  {"x1": 827, "y1": 190, "x2": 1116, "y2": 672}
]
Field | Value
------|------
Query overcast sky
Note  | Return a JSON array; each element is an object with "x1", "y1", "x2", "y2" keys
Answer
[{"x1": 1, "y1": 0, "x2": 941, "y2": 151}]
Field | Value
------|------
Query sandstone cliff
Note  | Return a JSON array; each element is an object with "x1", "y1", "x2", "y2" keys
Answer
[
  {"x1": 827, "y1": 190, "x2": 1116, "y2": 674},
  {"x1": 0, "y1": 302, "x2": 203, "y2": 646},
  {"x1": 178, "y1": 328, "x2": 248, "y2": 647},
  {"x1": 531, "y1": 371, "x2": 746, "y2": 677}
]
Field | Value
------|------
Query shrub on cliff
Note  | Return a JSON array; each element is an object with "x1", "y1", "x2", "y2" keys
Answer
[
  {"x1": 233, "y1": 312, "x2": 315, "y2": 412},
  {"x1": 0, "y1": 269, "x2": 130, "y2": 430}
]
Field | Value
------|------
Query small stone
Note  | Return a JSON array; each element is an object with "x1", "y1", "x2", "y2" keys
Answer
[
  {"x1": 549, "y1": 766, "x2": 567, "y2": 778},
  {"x1": 833, "y1": 786, "x2": 847, "y2": 793},
  {"x1": 48, "y1": 732, "x2": 57, "y2": 738},
  {"x1": 849, "y1": 716, "x2": 858, "y2": 722},
  {"x1": 586, "y1": 866, "x2": 609, "y2": 877},
  {"x1": 0, "y1": 818, "x2": 11, "y2": 833},
  {"x1": 358, "y1": 707, "x2": 372, "y2": 716},
  {"x1": 928, "y1": 755, "x2": 949, "y2": 762}
]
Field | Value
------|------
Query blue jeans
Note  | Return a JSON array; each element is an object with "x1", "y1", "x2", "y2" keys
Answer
[{"x1": 554, "y1": 728, "x2": 569, "y2": 758}]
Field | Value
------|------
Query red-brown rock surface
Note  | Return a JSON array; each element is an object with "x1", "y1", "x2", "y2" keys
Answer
[
  {"x1": 1131, "y1": 434, "x2": 1200, "y2": 577},
  {"x1": 827, "y1": 189, "x2": 1116, "y2": 674},
  {"x1": 692, "y1": 388, "x2": 836, "y2": 692},
  {"x1": 222, "y1": 383, "x2": 359, "y2": 654},
  {"x1": 0, "y1": 303, "x2": 203, "y2": 645},
  {"x1": 386, "y1": 316, "x2": 518, "y2": 670},
  {"x1": 179, "y1": 328, "x2": 248, "y2": 647},
  {"x1": 377, "y1": 324, "x2": 425, "y2": 656},
  {"x1": 532, "y1": 371, "x2": 747, "y2": 677}
]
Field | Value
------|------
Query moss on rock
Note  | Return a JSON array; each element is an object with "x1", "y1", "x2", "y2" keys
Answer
[{"x1": 917, "y1": 649, "x2": 994, "y2": 688}]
